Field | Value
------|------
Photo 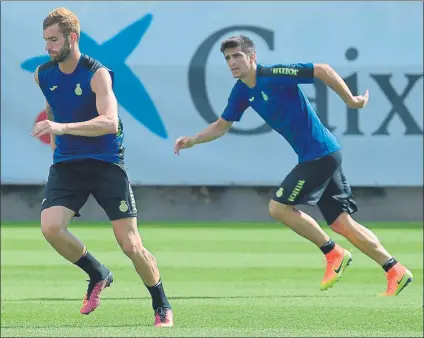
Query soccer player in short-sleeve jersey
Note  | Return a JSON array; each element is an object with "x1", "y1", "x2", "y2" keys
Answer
[{"x1": 174, "y1": 35, "x2": 412, "y2": 296}]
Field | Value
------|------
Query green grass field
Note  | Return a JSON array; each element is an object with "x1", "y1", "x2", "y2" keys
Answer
[{"x1": 1, "y1": 222, "x2": 423, "y2": 337}]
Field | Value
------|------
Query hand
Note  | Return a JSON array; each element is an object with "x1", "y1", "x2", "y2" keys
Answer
[
  {"x1": 174, "y1": 136, "x2": 195, "y2": 155},
  {"x1": 32, "y1": 120, "x2": 66, "y2": 137},
  {"x1": 347, "y1": 90, "x2": 369, "y2": 109}
]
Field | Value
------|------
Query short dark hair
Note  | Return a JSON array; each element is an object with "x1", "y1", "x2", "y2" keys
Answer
[{"x1": 220, "y1": 35, "x2": 255, "y2": 55}]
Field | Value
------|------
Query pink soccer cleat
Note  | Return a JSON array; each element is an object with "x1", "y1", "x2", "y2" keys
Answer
[
  {"x1": 80, "y1": 272, "x2": 113, "y2": 315},
  {"x1": 154, "y1": 307, "x2": 174, "y2": 327}
]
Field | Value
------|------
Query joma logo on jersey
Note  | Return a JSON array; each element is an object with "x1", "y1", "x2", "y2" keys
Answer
[{"x1": 272, "y1": 67, "x2": 299, "y2": 76}]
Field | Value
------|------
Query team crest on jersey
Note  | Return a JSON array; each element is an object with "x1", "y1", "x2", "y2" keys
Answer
[{"x1": 75, "y1": 83, "x2": 82, "y2": 96}]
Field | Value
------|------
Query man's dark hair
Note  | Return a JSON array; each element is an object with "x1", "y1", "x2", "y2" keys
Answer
[{"x1": 220, "y1": 35, "x2": 255, "y2": 55}]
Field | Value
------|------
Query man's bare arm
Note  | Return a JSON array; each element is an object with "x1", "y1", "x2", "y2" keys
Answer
[
  {"x1": 313, "y1": 64, "x2": 369, "y2": 109},
  {"x1": 45, "y1": 102, "x2": 56, "y2": 150},
  {"x1": 193, "y1": 118, "x2": 233, "y2": 144},
  {"x1": 34, "y1": 66, "x2": 56, "y2": 149},
  {"x1": 174, "y1": 118, "x2": 232, "y2": 155}
]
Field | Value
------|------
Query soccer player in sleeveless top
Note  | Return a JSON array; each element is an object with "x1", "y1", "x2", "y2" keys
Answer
[
  {"x1": 32, "y1": 8, "x2": 173, "y2": 326},
  {"x1": 174, "y1": 35, "x2": 413, "y2": 296}
]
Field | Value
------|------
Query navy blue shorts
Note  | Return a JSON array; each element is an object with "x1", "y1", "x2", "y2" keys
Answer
[
  {"x1": 41, "y1": 159, "x2": 137, "y2": 221},
  {"x1": 272, "y1": 151, "x2": 358, "y2": 225}
]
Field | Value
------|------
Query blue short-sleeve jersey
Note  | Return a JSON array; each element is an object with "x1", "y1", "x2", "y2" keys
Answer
[{"x1": 221, "y1": 63, "x2": 341, "y2": 162}]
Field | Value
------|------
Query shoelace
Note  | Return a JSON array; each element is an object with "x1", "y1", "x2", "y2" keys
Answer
[
  {"x1": 155, "y1": 307, "x2": 167, "y2": 321},
  {"x1": 85, "y1": 279, "x2": 100, "y2": 300}
]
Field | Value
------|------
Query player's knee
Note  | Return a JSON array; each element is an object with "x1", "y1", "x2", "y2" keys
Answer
[
  {"x1": 120, "y1": 237, "x2": 144, "y2": 257},
  {"x1": 40, "y1": 210, "x2": 68, "y2": 239},
  {"x1": 331, "y1": 213, "x2": 378, "y2": 246},
  {"x1": 268, "y1": 200, "x2": 293, "y2": 221},
  {"x1": 330, "y1": 212, "x2": 360, "y2": 236},
  {"x1": 40, "y1": 222, "x2": 61, "y2": 239},
  {"x1": 330, "y1": 212, "x2": 354, "y2": 235}
]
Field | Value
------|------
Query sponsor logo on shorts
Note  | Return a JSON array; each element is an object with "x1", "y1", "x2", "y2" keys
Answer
[{"x1": 288, "y1": 180, "x2": 305, "y2": 202}]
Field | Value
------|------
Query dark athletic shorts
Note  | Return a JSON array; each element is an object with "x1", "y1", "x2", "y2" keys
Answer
[
  {"x1": 41, "y1": 159, "x2": 137, "y2": 221},
  {"x1": 272, "y1": 151, "x2": 358, "y2": 225}
]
